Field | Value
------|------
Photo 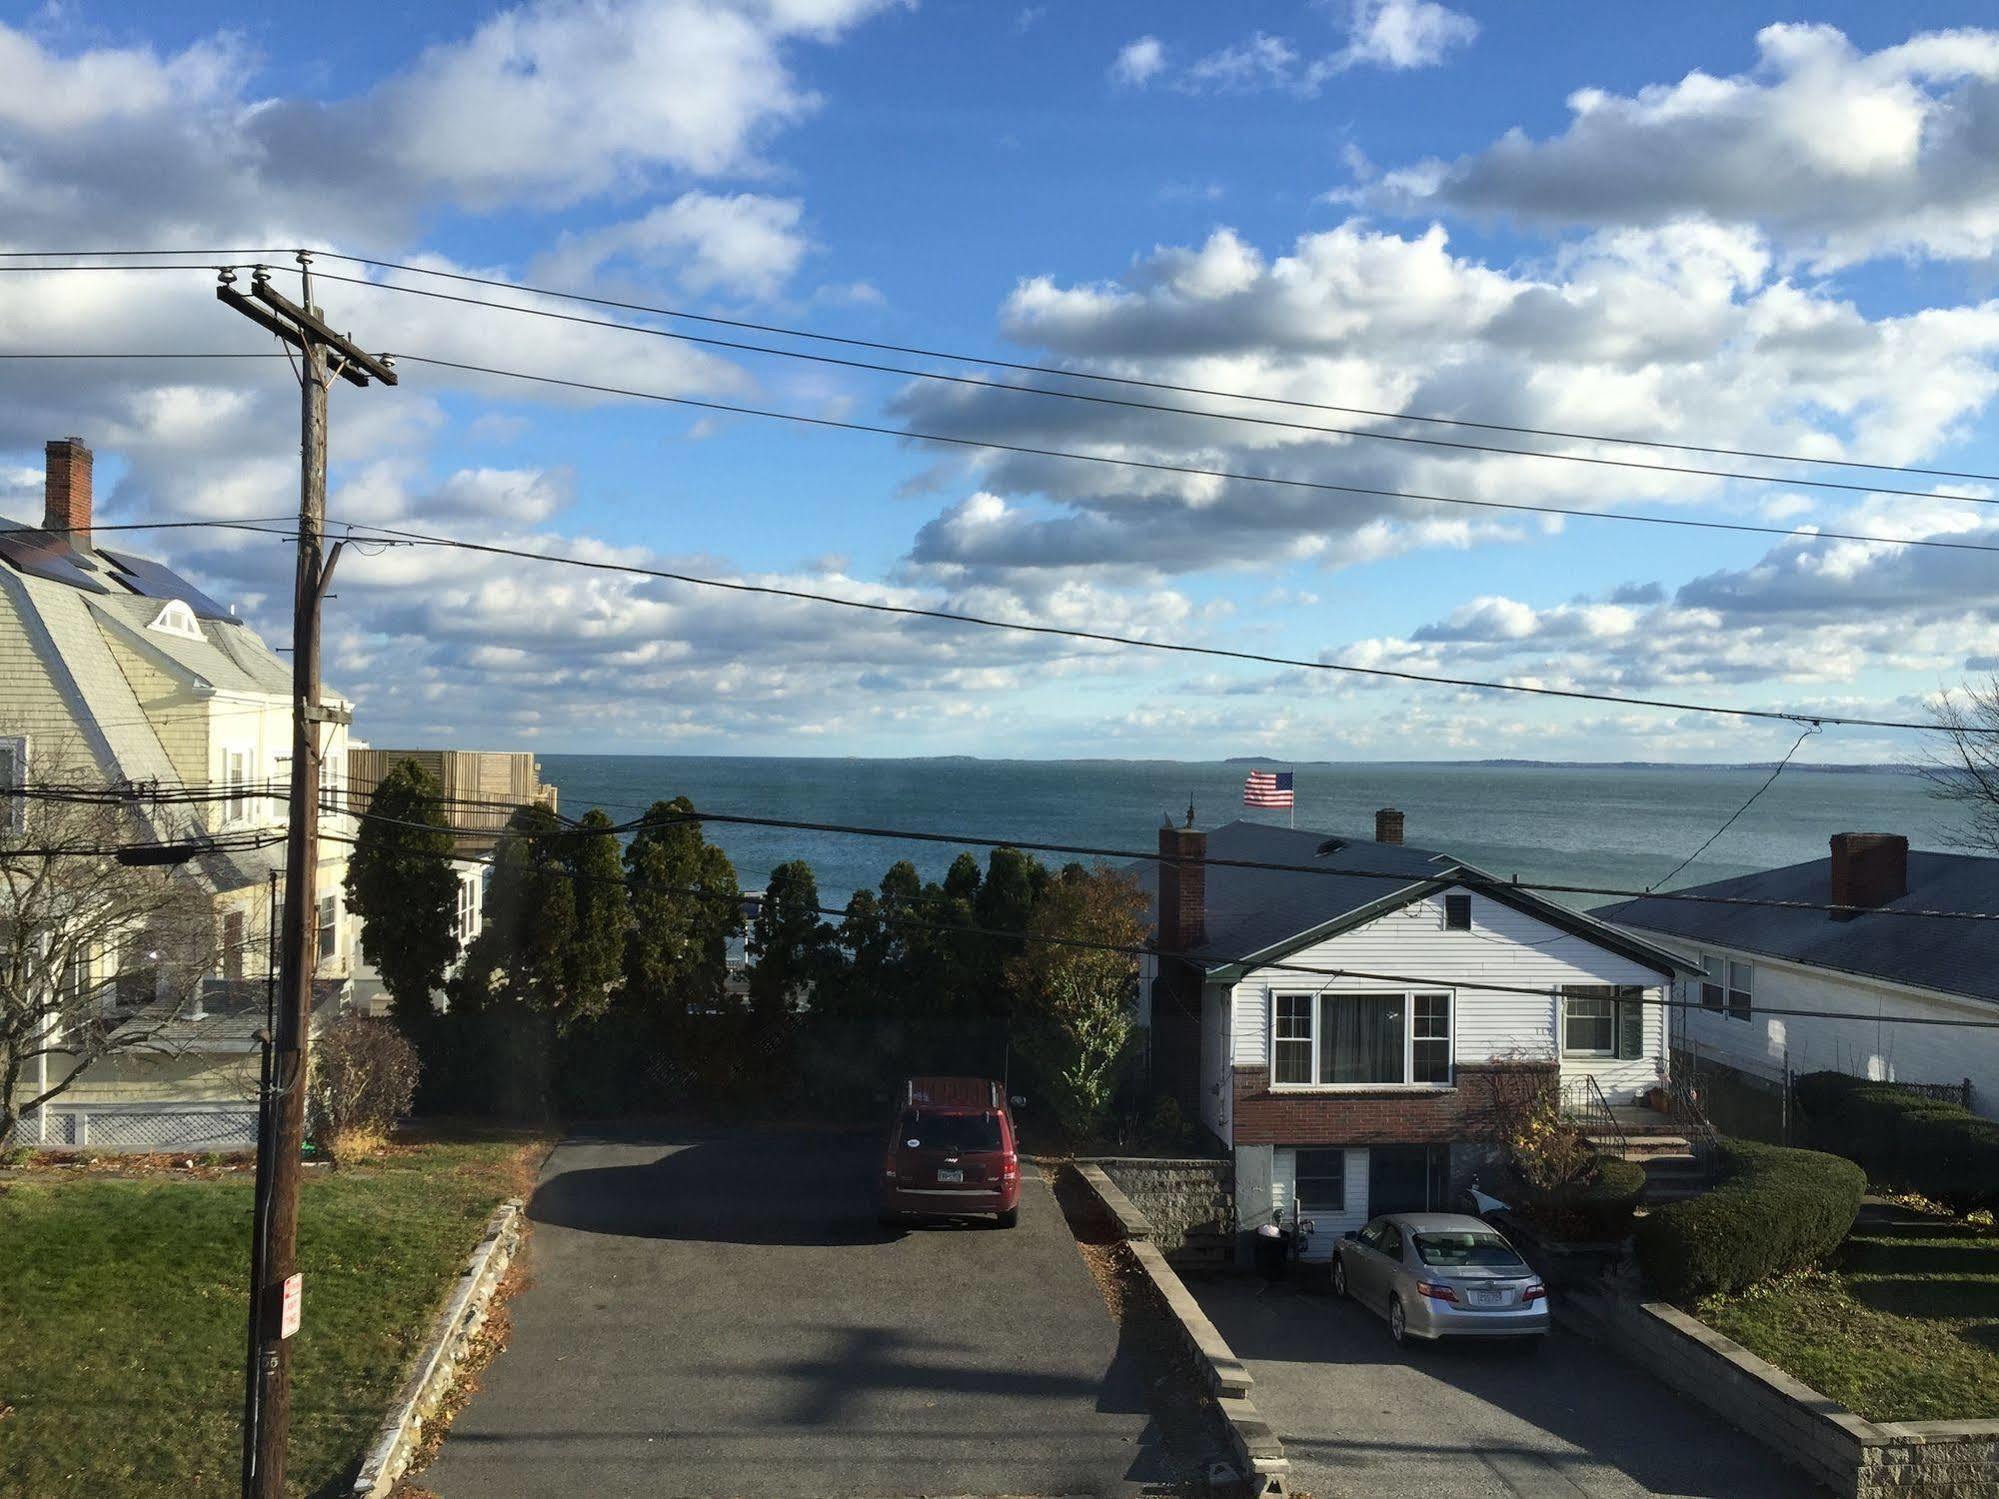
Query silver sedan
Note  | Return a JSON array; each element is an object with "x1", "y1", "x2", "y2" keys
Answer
[{"x1": 1330, "y1": 1211, "x2": 1549, "y2": 1346}]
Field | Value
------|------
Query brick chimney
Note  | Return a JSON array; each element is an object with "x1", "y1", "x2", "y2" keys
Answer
[
  {"x1": 1829, "y1": 833, "x2": 1907, "y2": 920},
  {"x1": 1376, "y1": 807, "x2": 1405, "y2": 845},
  {"x1": 1157, "y1": 818, "x2": 1207, "y2": 953},
  {"x1": 44, "y1": 437, "x2": 92, "y2": 548}
]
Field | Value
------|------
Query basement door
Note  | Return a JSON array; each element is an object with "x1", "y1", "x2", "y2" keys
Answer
[{"x1": 1367, "y1": 1145, "x2": 1448, "y2": 1215}]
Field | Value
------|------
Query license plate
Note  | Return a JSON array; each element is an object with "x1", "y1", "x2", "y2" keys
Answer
[
  {"x1": 937, "y1": 1168, "x2": 964, "y2": 1183},
  {"x1": 1472, "y1": 1287, "x2": 1507, "y2": 1306}
]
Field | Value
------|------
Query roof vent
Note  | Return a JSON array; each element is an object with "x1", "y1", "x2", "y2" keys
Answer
[{"x1": 1315, "y1": 837, "x2": 1347, "y2": 858}]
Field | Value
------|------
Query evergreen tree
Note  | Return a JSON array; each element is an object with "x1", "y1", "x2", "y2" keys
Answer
[
  {"x1": 343, "y1": 757, "x2": 460, "y2": 1033},
  {"x1": 747, "y1": 860, "x2": 832, "y2": 1020},
  {"x1": 456, "y1": 801, "x2": 576, "y2": 1014},
  {"x1": 562, "y1": 808, "x2": 630, "y2": 1019},
  {"x1": 623, "y1": 798, "x2": 740, "y2": 1015}
]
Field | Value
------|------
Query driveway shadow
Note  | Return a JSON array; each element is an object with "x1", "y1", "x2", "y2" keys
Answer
[{"x1": 529, "y1": 1127, "x2": 904, "y2": 1246}]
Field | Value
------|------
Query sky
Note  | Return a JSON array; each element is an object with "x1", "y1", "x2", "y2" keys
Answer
[{"x1": 4, "y1": 1, "x2": 1999, "y2": 765}]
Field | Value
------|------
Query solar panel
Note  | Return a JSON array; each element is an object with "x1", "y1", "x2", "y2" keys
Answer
[
  {"x1": 97, "y1": 548, "x2": 232, "y2": 619},
  {"x1": 0, "y1": 529, "x2": 111, "y2": 594}
]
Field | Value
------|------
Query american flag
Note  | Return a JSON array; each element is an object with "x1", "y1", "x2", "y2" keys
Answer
[{"x1": 1243, "y1": 769, "x2": 1294, "y2": 808}]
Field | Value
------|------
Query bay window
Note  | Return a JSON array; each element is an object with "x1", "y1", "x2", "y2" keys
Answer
[{"x1": 1269, "y1": 990, "x2": 1452, "y2": 1087}]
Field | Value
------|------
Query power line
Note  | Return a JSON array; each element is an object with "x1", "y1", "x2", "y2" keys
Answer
[
  {"x1": 342, "y1": 516, "x2": 1954, "y2": 733},
  {"x1": 382, "y1": 354, "x2": 1999, "y2": 558},
  {"x1": 302, "y1": 249, "x2": 1999, "y2": 489},
  {"x1": 312, "y1": 817, "x2": 1999, "y2": 1030},
  {"x1": 11, "y1": 247, "x2": 1999, "y2": 493},
  {"x1": 33, "y1": 777, "x2": 1999, "y2": 921},
  {"x1": 0, "y1": 353, "x2": 289, "y2": 360},
  {"x1": 1648, "y1": 725, "x2": 1820, "y2": 891},
  {"x1": 319, "y1": 268, "x2": 1999, "y2": 509}
]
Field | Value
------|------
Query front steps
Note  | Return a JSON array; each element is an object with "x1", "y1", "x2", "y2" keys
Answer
[{"x1": 1583, "y1": 1116, "x2": 1712, "y2": 1206}]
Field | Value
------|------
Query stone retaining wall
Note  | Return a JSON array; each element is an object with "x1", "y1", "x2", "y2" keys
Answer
[
  {"x1": 1090, "y1": 1156, "x2": 1233, "y2": 1264},
  {"x1": 1563, "y1": 1292, "x2": 1999, "y2": 1498}
]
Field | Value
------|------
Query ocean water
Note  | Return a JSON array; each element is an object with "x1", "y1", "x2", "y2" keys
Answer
[{"x1": 535, "y1": 756, "x2": 1963, "y2": 913}]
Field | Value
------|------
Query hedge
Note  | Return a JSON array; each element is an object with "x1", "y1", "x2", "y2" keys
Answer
[
  {"x1": 1795, "y1": 1071, "x2": 1999, "y2": 1211},
  {"x1": 1513, "y1": 1155, "x2": 1647, "y2": 1242},
  {"x1": 1634, "y1": 1140, "x2": 1864, "y2": 1301}
]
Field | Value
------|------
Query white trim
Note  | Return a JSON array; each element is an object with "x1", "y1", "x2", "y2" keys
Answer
[
  {"x1": 0, "y1": 734, "x2": 27, "y2": 834},
  {"x1": 145, "y1": 599, "x2": 204, "y2": 641},
  {"x1": 1267, "y1": 986, "x2": 1456, "y2": 1090},
  {"x1": 1629, "y1": 929, "x2": 1993, "y2": 1015}
]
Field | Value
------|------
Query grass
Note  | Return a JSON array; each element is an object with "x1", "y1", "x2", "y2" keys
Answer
[
  {"x1": 1698, "y1": 1204, "x2": 1999, "y2": 1422},
  {"x1": 0, "y1": 1125, "x2": 547, "y2": 1498}
]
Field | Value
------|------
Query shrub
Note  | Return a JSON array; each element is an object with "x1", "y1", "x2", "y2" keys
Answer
[
  {"x1": 1795, "y1": 1071, "x2": 1999, "y2": 1211},
  {"x1": 1515, "y1": 1154, "x2": 1647, "y2": 1242},
  {"x1": 307, "y1": 1014, "x2": 420, "y2": 1164},
  {"x1": 1634, "y1": 1140, "x2": 1863, "y2": 1301}
]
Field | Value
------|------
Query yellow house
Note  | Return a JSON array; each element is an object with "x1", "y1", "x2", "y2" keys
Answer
[{"x1": 1, "y1": 437, "x2": 357, "y2": 1148}]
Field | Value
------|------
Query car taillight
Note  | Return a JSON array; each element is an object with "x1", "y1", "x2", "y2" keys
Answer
[
  {"x1": 1523, "y1": 1282, "x2": 1546, "y2": 1304},
  {"x1": 1415, "y1": 1281, "x2": 1458, "y2": 1303},
  {"x1": 1001, "y1": 1152, "x2": 1018, "y2": 1179}
]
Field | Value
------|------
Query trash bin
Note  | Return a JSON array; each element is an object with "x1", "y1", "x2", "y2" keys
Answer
[{"x1": 1253, "y1": 1221, "x2": 1289, "y2": 1280}]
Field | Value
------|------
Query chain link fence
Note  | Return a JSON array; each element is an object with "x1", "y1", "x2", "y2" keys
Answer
[{"x1": 7, "y1": 1102, "x2": 257, "y2": 1152}]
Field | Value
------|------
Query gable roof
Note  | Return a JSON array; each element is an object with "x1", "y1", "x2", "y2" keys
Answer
[
  {"x1": 1130, "y1": 818, "x2": 1691, "y2": 982},
  {"x1": 1596, "y1": 851, "x2": 1999, "y2": 1005}
]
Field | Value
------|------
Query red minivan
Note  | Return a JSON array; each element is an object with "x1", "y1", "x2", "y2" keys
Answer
[{"x1": 877, "y1": 1077, "x2": 1021, "y2": 1229}]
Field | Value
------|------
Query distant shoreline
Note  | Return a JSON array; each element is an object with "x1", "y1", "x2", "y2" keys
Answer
[{"x1": 534, "y1": 751, "x2": 1921, "y2": 774}]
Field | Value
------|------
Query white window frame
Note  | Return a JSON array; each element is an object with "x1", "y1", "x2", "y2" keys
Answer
[
  {"x1": 1268, "y1": 988, "x2": 1455, "y2": 1090},
  {"x1": 317, "y1": 893, "x2": 338, "y2": 963},
  {"x1": 222, "y1": 747, "x2": 255, "y2": 825},
  {"x1": 1294, "y1": 1147, "x2": 1347, "y2": 1213},
  {"x1": 456, "y1": 875, "x2": 479, "y2": 943},
  {"x1": 1699, "y1": 952, "x2": 1725, "y2": 1012},
  {"x1": 1562, "y1": 991, "x2": 1617, "y2": 1056},
  {"x1": 1727, "y1": 959, "x2": 1753, "y2": 1022},
  {"x1": 0, "y1": 735, "x2": 27, "y2": 835},
  {"x1": 146, "y1": 599, "x2": 204, "y2": 641}
]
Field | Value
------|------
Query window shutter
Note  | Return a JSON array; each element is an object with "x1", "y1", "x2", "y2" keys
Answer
[{"x1": 1615, "y1": 988, "x2": 1644, "y2": 1060}]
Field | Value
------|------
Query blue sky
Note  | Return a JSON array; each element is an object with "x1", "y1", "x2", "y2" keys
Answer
[{"x1": 5, "y1": 1, "x2": 1999, "y2": 763}]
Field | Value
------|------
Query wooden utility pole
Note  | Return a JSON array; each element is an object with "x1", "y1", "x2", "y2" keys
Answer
[{"x1": 219, "y1": 254, "x2": 395, "y2": 1499}]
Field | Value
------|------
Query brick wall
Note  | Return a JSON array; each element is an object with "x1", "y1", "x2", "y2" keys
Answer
[{"x1": 1230, "y1": 1060, "x2": 1555, "y2": 1146}]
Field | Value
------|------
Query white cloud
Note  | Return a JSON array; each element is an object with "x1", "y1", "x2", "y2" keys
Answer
[
  {"x1": 1130, "y1": 1, "x2": 1475, "y2": 97},
  {"x1": 1370, "y1": 22, "x2": 1999, "y2": 268},
  {"x1": 896, "y1": 218, "x2": 1999, "y2": 585},
  {"x1": 1110, "y1": 35, "x2": 1165, "y2": 88},
  {"x1": 536, "y1": 191, "x2": 813, "y2": 299}
]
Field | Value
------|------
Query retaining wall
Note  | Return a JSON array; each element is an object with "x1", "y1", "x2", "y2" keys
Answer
[
  {"x1": 1089, "y1": 1156, "x2": 1233, "y2": 1266},
  {"x1": 1564, "y1": 1292, "x2": 1999, "y2": 1498}
]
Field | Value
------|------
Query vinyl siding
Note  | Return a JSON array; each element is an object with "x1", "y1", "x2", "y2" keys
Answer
[
  {"x1": 1654, "y1": 936, "x2": 1999, "y2": 1121},
  {"x1": 1229, "y1": 888, "x2": 1668, "y2": 1102},
  {"x1": 1271, "y1": 1145, "x2": 1371, "y2": 1260}
]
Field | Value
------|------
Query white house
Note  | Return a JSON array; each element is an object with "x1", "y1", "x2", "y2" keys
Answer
[
  {"x1": 0, "y1": 436, "x2": 358, "y2": 1147},
  {"x1": 1598, "y1": 833, "x2": 1999, "y2": 1120},
  {"x1": 1136, "y1": 811, "x2": 1693, "y2": 1261}
]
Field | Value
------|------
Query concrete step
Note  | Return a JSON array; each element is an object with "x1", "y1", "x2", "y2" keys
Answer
[{"x1": 1589, "y1": 1134, "x2": 1693, "y2": 1158}]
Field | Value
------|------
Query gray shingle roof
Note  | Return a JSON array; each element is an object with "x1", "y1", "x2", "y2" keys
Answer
[
  {"x1": 1132, "y1": 818, "x2": 1687, "y2": 978},
  {"x1": 1595, "y1": 851, "x2": 1999, "y2": 1005}
]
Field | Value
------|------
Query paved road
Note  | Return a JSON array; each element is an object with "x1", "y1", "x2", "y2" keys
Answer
[
  {"x1": 1196, "y1": 1277, "x2": 1826, "y2": 1498},
  {"x1": 421, "y1": 1127, "x2": 1168, "y2": 1498}
]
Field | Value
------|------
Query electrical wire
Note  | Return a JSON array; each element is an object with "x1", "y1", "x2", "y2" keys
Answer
[
  {"x1": 302, "y1": 249, "x2": 1999, "y2": 488},
  {"x1": 28, "y1": 777, "x2": 1998, "y2": 921},
  {"x1": 311, "y1": 817, "x2": 1999, "y2": 1030},
  {"x1": 1648, "y1": 725, "x2": 1821, "y2": 891},
  {"x1": 379, "y1": 355, "x2": 1999, "y2": 557},
  {"x1": 319, "y1": 268, "x2": 1999, "y2": 509},
  {"x1": 342, "y1": 517, "x2": 1944, "y2": 732}
]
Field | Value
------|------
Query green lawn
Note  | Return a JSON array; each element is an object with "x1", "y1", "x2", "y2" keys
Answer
[
  {"x1": 1699, "y1": 1204, "x2": 1999, "y2": 1421},
  {"x1": 0, "y1": 1129, "x2": 544, "y2": 1498}
]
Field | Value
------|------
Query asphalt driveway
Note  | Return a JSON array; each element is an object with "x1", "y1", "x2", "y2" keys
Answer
[
  {"x1": 1196, "y1": 1276, "x2": 1826, "y2": 1498},
  {"x1": 420, "y1": 1126, "x2": 1166, "y2": 1498}
]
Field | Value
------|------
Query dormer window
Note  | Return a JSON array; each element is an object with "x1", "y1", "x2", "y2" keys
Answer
[{"x1": 147, "y1": 600, "x2": 203, "y2": 641}]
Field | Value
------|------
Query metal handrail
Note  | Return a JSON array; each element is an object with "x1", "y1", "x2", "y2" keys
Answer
[
  {"x1": 1665, "y1": 1069, "x2": 1723, "y2": 1180},
  {"x1": 1561, "y1": 1074, "x2": 1629, "y2": 1160}
]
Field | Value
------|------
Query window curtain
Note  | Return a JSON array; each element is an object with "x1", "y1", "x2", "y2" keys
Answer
[{"x1": 1320, "y1": 994, "x2": 1405, "y2": 1084}]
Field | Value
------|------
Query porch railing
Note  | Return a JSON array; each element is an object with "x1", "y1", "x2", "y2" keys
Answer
[
  {"x1": 1665, "y1": 1070, "x2": 1723, "y2": 1181},
  {"x1": 1560, "y1": 1074, "x2": 1628, "y2": 1160}
]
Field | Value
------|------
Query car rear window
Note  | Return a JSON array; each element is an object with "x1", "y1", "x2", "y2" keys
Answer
[
  {"x1": 900, "y1": 1112, "x2": 1003, "y2": 1152},
  {"x1": 1414, "y1": 1231, "x2": 1526, "y2": 1269}
]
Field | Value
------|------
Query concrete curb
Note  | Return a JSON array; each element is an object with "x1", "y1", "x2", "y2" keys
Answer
[
  {"x1": 348, "y1": 1197, "x2": 526, "y2": 1498},
  {"x1": 1557, "y1": 1290, "x2": 1999, "y2": 1497},
  {"x1": 1071, "y1": 1166, "x2": 1287, "y2": 1495}
]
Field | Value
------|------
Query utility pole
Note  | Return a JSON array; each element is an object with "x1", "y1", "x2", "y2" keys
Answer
[{"x1": 220, "y1": 254, "x2": 394, "y2": 1499}]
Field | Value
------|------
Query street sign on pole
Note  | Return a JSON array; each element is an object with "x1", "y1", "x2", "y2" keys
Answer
[{"x1": 279, "y1": 1274, "x2": 302, "y2": 1341}]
